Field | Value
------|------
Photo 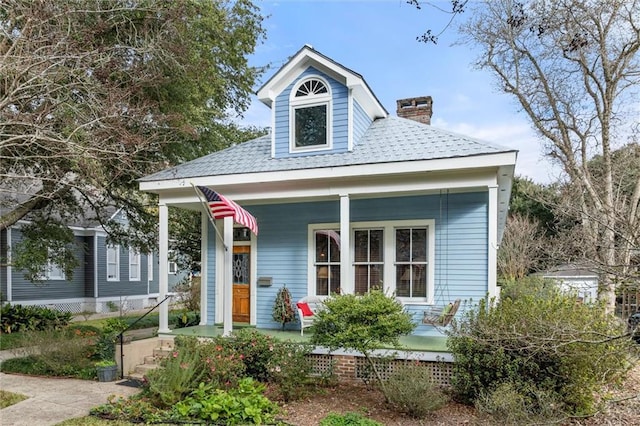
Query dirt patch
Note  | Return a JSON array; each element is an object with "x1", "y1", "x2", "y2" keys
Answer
[{"x1": 277, "y1": 364, "x2": 640, "y2": 425}]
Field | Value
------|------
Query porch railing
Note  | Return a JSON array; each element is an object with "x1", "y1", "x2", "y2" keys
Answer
[{"x1": 117, "y1": 293, "x2": 174, "y2": 379}]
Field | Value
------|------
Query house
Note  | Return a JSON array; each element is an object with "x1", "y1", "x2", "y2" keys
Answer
[
  {"x1": 0, "y1": 209, "x2": 185, "y2": 313},
  {"x1": 139, "y1": 45, "x2": 517, "y2": 336}
]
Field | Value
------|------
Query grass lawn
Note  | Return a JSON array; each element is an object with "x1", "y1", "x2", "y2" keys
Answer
[{"x1": 0, "y1": 390, "x2": 28, "y2": 408}]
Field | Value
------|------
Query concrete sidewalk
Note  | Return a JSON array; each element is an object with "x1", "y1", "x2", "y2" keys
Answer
[{"x1": 0, "y1": 373, "x2": 141, "y2": 426}]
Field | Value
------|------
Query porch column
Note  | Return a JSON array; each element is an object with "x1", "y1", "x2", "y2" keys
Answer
[
  {"x1": 199, "y1": 212, "x2": 208, "y2": 325},
  {"x1": 487, "y1": 185, "x2": 499, "y2": 301},
  {"x1": 339, "y1": 194, "x2": 351, "y2": 294},
  {"x1": 158, "y1": 202, "x2": 170, "y2": 333},
  {"x1": 222, "y1": 216, "x2": 234, "y2": 336}
]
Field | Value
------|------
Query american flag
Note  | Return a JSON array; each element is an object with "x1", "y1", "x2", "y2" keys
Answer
[{"x1": 196, "y1": 186, "x2": 258, "y2": 235}]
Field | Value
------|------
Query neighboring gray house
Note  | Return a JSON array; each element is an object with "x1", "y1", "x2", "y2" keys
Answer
[
  {"x1": 0, "y1": 209, "x2": 184, "y2": 313},
  {"x1": 139, "y1": 45, "x2": 518, "y2": 336}
]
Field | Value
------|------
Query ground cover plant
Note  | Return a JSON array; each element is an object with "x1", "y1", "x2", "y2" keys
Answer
[{"x1": 91, "y1": 330, "x2": 315, "y2": 424}]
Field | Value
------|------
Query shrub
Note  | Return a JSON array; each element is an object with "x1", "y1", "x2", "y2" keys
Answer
[
  {"x1": 448, "y1": 282, "x2": 635, "y2": 415},
  {"x1": 474, "y1": 381, "x2": 565, "y2": 425},
  {"x1": 0, "y1": 328, "x2": 98, "y2": 379},
  {"x1": 225, "y1": 329, "x2": 276, "y2": 382},
  {"x1": 267, "y1": 340, "x2": 314, "y2": 401},
  {"x1": 1, "y1": 304, "x2": 72, "y2": 333},
  {"x1": 169, "y1": 310, "x2": 200, "y2": 329},
  {"x1": 172, "y1": 378, "x2": 279, "y2": 425},
  {"x1": 319, "y1": 412, "x2": 383, "y2": 426},
  {"x1": 143, "y1": 347, "x2": 207, "y2": 407},
  {"x1": 311, "y1": 290, "x2": 415, "y2": 401},
  {"x1": 384, "y1": 361, "x2": 449, "y2": 417}
]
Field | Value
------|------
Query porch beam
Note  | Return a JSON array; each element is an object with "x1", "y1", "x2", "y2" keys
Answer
[
  {"x1": 158, "y1": 202, "x2": 170, "y2": 333},
  {"x1": 340, "y1": 194, "x2": 351, "y2": 294}
]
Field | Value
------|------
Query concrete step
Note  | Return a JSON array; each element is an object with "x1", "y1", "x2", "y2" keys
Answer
[{"x1": 134, "y1": 363, "x2": 159, "y2": 375}]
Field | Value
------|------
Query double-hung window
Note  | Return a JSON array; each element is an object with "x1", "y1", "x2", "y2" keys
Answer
[
  {"x1": 46, "y1": 254, "x2": 65, "y2": 281},
  {"x1": 107, "y1": 245, "x2": 120, "y2": 281},
  {"x1": 290, "y1": 77, "x2": 332, "y2": 152},
  {"x1": 354, "y1": 229, "x2": 384, "y2": 294},
  {"x1": 314, "y1": 229, "x2": 341, "y2": 295},
  {"x1": 395, "y1": 227, "x2": 428, "y2": 298},
  {"x1": 310, "y1": 220, "x2": 434, "y2": 302},
  {"x1": 129, "y1": 249, "x2": 140, "y2": 281}
]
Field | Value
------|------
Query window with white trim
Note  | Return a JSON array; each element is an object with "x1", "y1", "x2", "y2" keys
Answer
[
  {"x1": 395, "y1": 227, "x2": 428, "y2": 298},
  {"x1": 314, "y1": 229, "x2": 341, "y2": 295},
  {"x1": 310, "y1": 220, "x2": 435, "y2": 301},
  {"x1": 290, "y1": 77, "x2": 331, "y2": 151},
  {"x1": 46, "y1": 259, "x2": 65, "y2": 280},
  {"x1": 354, "y1": 229, "x2": 384, "y2": 294},
  {"x1": 106, "y1": 245, "x2": 120, "y2": 281},
  {"x1": 129, "y1": 249, "x2": 140, "y2": 281}
]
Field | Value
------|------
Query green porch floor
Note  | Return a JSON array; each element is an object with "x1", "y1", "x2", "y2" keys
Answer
[{"x1": 164, "y1": 325, "x2": 449, "y2": 352}]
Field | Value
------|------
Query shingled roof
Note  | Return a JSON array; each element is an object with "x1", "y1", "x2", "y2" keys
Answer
[{"x1": 140, "y1": 116, "x2": 515, "y2": 183}]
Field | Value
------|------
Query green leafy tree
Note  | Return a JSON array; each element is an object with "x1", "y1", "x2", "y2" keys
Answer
[
  {"x1": 1, "y1": 0, "x2": 265, "y2": 278},
  {"x1": 310, "y1": 290, "x2": 416, "y2": 401},
  {"x1": 272, "y1": 285, "x2": 295, "y2": 331}
]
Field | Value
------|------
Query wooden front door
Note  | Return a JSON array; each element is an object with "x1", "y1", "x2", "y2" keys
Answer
[{"x1": 232, "y1": 245, "x2": 251, "y2": 323}]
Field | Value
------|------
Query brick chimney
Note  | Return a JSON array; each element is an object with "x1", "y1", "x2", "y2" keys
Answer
[{"x1": 396, "y1": 96, "x2": 433, "y2": 125}]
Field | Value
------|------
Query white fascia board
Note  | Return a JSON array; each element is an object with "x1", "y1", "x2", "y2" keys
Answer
[
  {"x1": 257, "y1": 49, "x2": 386, "y2": 119},
  {"x1": 155, "y1": 170, "x2": 497, "y2": 207},
  {"x1": 139, "y1": 151, "x2": 517, "y2": 194}
]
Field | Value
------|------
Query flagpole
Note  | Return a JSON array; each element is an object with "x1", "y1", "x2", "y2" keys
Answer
[{"x1": 191, "y1": 183, "x2": 228, "y2": 252}]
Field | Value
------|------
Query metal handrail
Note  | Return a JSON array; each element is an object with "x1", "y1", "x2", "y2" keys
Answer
[{"x1": 118, "y1": 293, "x2": 173, "y2": 379}]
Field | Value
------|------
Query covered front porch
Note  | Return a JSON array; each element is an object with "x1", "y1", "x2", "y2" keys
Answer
[{"x1": 161, "y1": 324, "x2": 451, "y2": 359}]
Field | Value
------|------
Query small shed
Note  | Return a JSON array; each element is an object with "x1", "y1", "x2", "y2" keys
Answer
[{"x1": 541, "y1": 264, "x2": 599, "y2": 303}]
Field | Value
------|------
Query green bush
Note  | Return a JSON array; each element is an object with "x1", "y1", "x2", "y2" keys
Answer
[
  {"x1": 172, "y1": 378, "x2": 279, "y2": 425},
  {"x1": 448, "y1": 282, "x2": 635, "y2": 416},
  {"x1": 91, "y1": 394, "x2": 169, "y2": 424},
  {"x1": 319, "y1": 412, "x2": 383, "y2": 426},
  {"x1": 474, "y1": 381, "x2": 565, "y2": 425},
  {"x1": 0, "y1": 328, "x2": 98, "y2": 379},
  {"x1": 143, "y1": 346, "x2": 208, "y2": 407},
  {"x1": 168, "y1": 310, "x2": 200, "y2": 328},
  {"x1": 267, "y1": 340, "x2": 314, "y2": 401},
  {"x1": 311, "y1": 290, "x2": 415, "y2": 401},
  {"x1": 1, "y1": 303, "x2": 72, "y2": 333},
  {"x1": 384, "y1": 361, "x2": 449, "y2": 417}
]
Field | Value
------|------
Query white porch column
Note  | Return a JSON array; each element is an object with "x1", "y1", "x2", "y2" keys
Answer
[
  {"x1": 487, "y1": 185, "x2": 499, "y2": 301},
  {"x1": 199, "y1": 212, "x2": 208, "y2": 325},
  {"x1": 339, "y1": 194, "x2": 351, "y2": 294},
  {"x1": 158, "y1": 202, "x2": 170, "y2": 333},
  {"x1": 222, "y1": 216, "x2": 234, "y2": 336}
]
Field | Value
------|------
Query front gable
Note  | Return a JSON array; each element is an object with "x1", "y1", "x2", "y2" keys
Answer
[{"x1": 259, "y1": 45, "x2": 386, "y2": 159}]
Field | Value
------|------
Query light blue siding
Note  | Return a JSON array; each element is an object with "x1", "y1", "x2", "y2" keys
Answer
[
  {"x1": 352, "y1": 100, "x2": 372, "y2": 145},
  {"x1": 205, "y1": 192, "x2": 489, "y2": 335},
  {"x1": 273, "y1": 66, "x2": 349, "y2": 158}
]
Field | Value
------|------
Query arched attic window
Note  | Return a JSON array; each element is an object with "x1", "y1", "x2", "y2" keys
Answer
[{"x1": 290, "y1": 77, "x2": 332, "y2": 151}]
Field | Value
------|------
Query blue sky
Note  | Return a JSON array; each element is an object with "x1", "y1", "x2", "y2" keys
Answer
[{"x1": 240, "y1": 0, "x2": 559, "y2": 183}]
